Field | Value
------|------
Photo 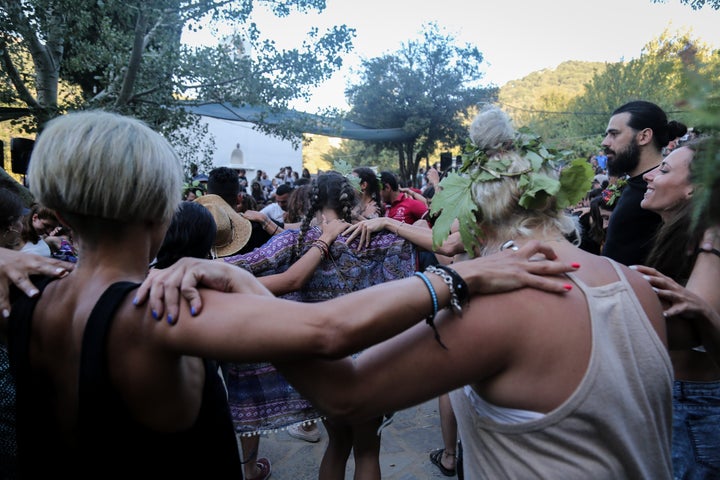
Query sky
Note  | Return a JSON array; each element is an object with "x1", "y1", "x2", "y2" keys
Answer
[{"x1": 184, "y1": 0, "x2": 720, "y2": 112}]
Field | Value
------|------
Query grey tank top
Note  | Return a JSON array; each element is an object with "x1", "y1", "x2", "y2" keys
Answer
[{"x1": 450, "y1": 258, "x2": 673, "y2": 480}]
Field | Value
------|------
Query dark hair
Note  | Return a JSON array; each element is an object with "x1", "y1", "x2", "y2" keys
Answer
[
  {"x1": 588, "y1": 195, "x2": 614, "y2": 246},
  {"x1": 380, "y1": 171, "x2": 399, "y2": 192},
  {"x1": 293, "y1": 171, "x2": 357, "y2": 260},
  {"x1": 154, "y1": 202, "x2": 216, "y2": 269},
  {"x1": 354, "y1": 167, "x2": 381, "y2": 201},
  {"x1": 645, "y1": 200, "x2": 700, "y2": 285},
  {"x1": 21, "y1": 203, "x2": 58, "y2": 244},
  {"x1": 275, "y1": 184, "x2": 294, "y2": 197},
  {"x1": 208, "y1": 167, "x2": 240, "y2": 206},
  {"x1": 612, "y1": 101, "x2": 687, "y2": 151},
  {"x1": 238, "y1": 193, "x2": 258, "y2": 213},
  {"x1": 284, "y1": 184, "x2": 312, "y2": 224},
  {"x1": 250, "y1": 181, "x2": 266, "y2": 205},
  {"x1": 0, "y1": 188, "x2": 25, "y2": 231}
]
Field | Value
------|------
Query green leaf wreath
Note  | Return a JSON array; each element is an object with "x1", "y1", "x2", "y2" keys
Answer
[{"x1": 430, "y1": 128, "x2": 594, "y2": 257}]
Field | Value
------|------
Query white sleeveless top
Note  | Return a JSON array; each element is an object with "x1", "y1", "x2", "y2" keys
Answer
[{"x1": 450, "y1": 258, "x2": 673, "y2": 479}]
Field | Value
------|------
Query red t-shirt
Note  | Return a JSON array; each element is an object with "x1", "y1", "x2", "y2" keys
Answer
[{"x1": 386, "y1": 193, "x2": 428, "y2": 224}]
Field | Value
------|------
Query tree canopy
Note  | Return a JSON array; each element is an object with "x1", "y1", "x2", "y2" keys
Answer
[
  {"x1": 0, "y1": 0, "x2": 354, "y2": 174},
  {"x1": 344, "y1": 23, "x2": 495, "y2": 185},
  {"x1": 653, "y1": 0, "x2": 720, "y2": 9}
]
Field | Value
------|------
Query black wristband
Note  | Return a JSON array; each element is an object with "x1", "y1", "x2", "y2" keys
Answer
[
  {"x1": 436, "y1": 265, "x2": 469, "y2": 306},
  {"x1": 696, "y1": 246, "x2": 720, "y2": 260}
]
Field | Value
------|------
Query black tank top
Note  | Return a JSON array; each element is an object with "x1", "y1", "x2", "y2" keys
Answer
[{"x1": 9, "y1": 279, "x2": 242, "y2": 478}]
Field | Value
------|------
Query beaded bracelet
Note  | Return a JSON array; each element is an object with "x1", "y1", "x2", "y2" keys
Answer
[
  {"x1": 413, "y1": 271, "x2": 447, "y2": 350},
  {"x1": 311, "y1": 243, "x2": 327, "y2": 260},
  {"x1": 425, "y1": 265, "x2": 468, "y2": 316},
  {"x1": 315, "y1": 238, "x2": 330, "y2": 250},
  {"x1": 311, "y1": 240, "x2": 329, "y2": 259}
]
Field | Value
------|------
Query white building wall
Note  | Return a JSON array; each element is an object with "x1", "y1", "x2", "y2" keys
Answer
[{"x1": 202, "y1": 116, "x2": 302, "y2": 180}]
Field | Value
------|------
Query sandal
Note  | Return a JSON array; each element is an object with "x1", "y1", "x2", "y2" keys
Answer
[
  {"x1": 246, "y1": 457, "x2": 272, "y2": 480},
  {"x1": 429, "y1": 448, "x2": 456, "y2": 477}
]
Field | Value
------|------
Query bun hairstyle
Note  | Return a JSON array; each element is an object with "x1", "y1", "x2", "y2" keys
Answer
[
  {"x1": 612, "y1": 100, "x2": 687, "y2": 151},
  {"x1": 464, "y1": 106, "x2": 579, "y2": 254}
]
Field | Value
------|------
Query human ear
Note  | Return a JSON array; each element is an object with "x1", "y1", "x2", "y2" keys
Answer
[{"x1": 636, "y1": 128, "x2": 653, "y2": 147}]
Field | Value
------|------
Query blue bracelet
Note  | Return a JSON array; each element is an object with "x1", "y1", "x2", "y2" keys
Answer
[
  {"x1": 414, "y1": 272, "x2": 447, "y2": 349},
  {"x1": 414, "y1": 272, "x2": 438, "y2": 318}
]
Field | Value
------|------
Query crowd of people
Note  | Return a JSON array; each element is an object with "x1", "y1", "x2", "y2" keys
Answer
[{"x1": 0, "y1": 97, "x2": 718, "y2": 480}]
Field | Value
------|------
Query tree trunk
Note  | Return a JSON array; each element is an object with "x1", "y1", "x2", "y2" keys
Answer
[{"x1": 396, "y1": 140, "x2": 415, "y2": 186}]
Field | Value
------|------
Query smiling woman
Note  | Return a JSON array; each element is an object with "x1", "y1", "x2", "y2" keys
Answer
[
  {"x1": 642, "y1": 137, "x2": 710, "y2": 283},
  {"x1": 637, "y1": 135, "x2": 720, "y2": 479},
  {"x1": 640, "y1": 146, "x2": 695, "y2": 222}
]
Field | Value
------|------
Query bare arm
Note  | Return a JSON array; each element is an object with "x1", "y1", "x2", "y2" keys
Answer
[
  {"x1": 344, "y1": 217, "x2": 464, "y2": 257},
  {"x1": 686, "y1": 227, "x2": 720, "y2": 313},
  {"x1": 133, "y1": 242, "x2": 577, "y2": 330},
  {"x1": 139, "y1": 241, "x2": 579, "y2": 367},
  {"x1": 399, "y1": 187, "x2": 429, "y2": 206},
  {"x1": 241, "y1": 209, "x2": 284, "y2": 236}
]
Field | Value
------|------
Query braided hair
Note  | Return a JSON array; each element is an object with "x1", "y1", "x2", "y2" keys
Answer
[{"x1": 293, "y1": 171, "x2": 358, "y2": 261}]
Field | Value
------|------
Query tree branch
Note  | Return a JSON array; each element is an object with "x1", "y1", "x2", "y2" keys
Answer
[
  {"x1": 179, "y1": 74, "x2": 249, "y2": 90},
  {"x1": 0, "y1": 38, "x2": 41, "y2": 109},
  {"x1": 116, "y1": 10, "x2": 148, "y2": 107}
]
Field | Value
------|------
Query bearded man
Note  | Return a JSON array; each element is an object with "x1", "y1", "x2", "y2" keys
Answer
[{"x1": 600, "y1": 100, "x2": 687, "y2": 266}]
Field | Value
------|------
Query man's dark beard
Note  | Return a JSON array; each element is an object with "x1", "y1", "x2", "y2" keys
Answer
[{"x1": 606, "y1": 138, "x2": 640, "y2": 177}]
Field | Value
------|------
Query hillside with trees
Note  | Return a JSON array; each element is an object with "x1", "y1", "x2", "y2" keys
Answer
[{"x1": 498, "y1": 60, "x2": 607, "y2": 127}]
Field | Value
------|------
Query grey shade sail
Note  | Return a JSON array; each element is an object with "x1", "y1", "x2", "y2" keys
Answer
[
  {"x1": 1, "y1": 104, "x2": 414, "y2": 142},
  {"x1": 182, "y1": 102, "x2": 413, "y2": 142}
]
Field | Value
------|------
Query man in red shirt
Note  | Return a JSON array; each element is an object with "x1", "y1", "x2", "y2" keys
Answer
[{"x1": 380, "y1": 171, "x2": 428, "y2": 224}]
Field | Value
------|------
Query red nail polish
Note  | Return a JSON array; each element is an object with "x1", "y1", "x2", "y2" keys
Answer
[
  {"x1": 563, "y1": 284, "x2": 573, "y2": 291},
  {"x1": 571, "y1": 263, "x2": 580, "y2": 269}
]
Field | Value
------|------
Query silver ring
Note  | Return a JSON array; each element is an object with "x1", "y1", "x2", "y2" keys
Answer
[{"x1": 501, "y1": 240, "x2": 519, "y2": 251}]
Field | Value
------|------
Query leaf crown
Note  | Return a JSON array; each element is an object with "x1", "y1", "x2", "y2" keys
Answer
[{"x1": 429, "y1": 127, "x2": 594, "y2": 257}]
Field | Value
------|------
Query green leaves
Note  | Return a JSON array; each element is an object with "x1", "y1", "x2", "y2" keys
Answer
[
  {"x1": 430, "y1": 125, "x2": 597, "y2": 256},
  {"x1": 556, "y1": 159, "x2": 594, "y2": 208},
  {"x1": 333, "y1": 159, "x2": 362, "y2": 192},
  {"x1": 430, "y1": 173, "x2": 482, "y2": 257},
  {"x1": 518, "y1": 173, "x2": 559, "y2": 210}
]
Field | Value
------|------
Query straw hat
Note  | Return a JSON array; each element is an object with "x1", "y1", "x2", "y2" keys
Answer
[{"x1": 194, "y1": 194, "x2": 251, "y2": 257}]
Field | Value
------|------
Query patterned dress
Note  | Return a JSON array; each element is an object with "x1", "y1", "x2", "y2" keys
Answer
[{"x1": 222, "y1": 227, "x2": 417, "y2": 435}]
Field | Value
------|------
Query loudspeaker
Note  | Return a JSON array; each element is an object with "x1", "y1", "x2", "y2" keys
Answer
[
  {"x1": 11, "y1": 137, "x2": 34, "y2": 175},
  {"x1": 439, "y1": 152, "x2": 452, "y2": 173}
]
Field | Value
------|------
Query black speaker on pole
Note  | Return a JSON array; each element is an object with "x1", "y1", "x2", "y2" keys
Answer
[
  {"x1": 439, "y1": 152, "x2": 452, "y2": 173},
  {"x1": 11, "y1": 137, "x2": 35, "y2": 175}
]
